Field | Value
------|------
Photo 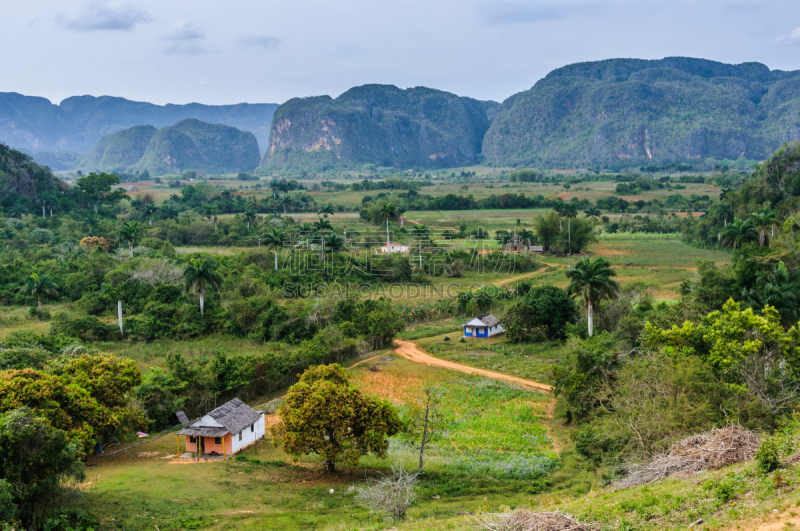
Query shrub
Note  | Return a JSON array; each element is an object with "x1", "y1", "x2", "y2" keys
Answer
[
  {"x1": 355, "y1": 466, "x2": 418, "y2": 520},
  {"x1": 755, "y1": 436, "x2": 781, "y2": 475}
]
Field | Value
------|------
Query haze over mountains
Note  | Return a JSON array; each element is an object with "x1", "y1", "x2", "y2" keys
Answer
[
  {"x1": 5, "y1": 57, "x2": 800, "y2": 174},
  {"x1": 0, "y1": 93, "x2": 277, "y2": 155}
]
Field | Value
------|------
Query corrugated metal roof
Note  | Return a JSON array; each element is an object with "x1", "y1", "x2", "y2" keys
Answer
[
  {"x1": 204, "y1": 398, "x2": 263, "y2": 435},
  {"x1": 175, "y1": 410, "x2": 190, "y2": 425},
  {"x1": 176, "y1": 427, "x2": 229, "y2": 437},
  {"x1": 462, "y1": 313, "x2": 500, "y2": 327}
]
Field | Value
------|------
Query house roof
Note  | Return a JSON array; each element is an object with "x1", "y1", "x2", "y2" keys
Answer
[
  {"x1": 463, "y1": 313, "x2": 500, "y2": 327},
  {"x1": 176, "y1": 398, "x2": 263, "y2": 437}
]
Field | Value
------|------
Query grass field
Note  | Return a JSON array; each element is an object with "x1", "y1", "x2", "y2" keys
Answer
[{"x1": 80, "y1": 355, "x2": 557, "y2": 530}]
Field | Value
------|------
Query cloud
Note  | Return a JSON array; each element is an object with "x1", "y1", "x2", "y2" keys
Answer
[
  {"x1": 238, "y1": 36, "x2": 282, "y2": 50},
  {"x1": 170, "y1": 22, "x2": 204, "y2": 41},
  {"x1": 476, "y1": 1, "x2": 577, "y2": 26},
  {"x1": 56, "y1": 1, "x2": 149, "y2": 32},
  {"x1": 776, "y1": 26, "x2": 800, "y2": 45}
]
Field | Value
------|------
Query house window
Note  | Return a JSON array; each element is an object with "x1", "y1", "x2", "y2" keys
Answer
[
  {"x1": 250, "y1": 423, "x2": 254, "y2": 433},
  {"x1": 238, "y1": 431, "x2": 242, "y2": 441},
  {"x1": 189, "y1": 436, "x2": 196, "y2": 443},
  {"x1": 214, "y1": 437, "x2": 222, "y2": 445}
]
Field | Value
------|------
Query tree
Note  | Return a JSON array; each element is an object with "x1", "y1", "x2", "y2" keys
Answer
[
  {"x1": 279, "y1": 194, "x2": 293, "y2": 214},
  {"x1": 407, "y1": 384, "x2": 442, "y2": 473},
  {"x1": 379, "y1": 203, "x2": 397, "y2": 247},
  {"x1": 183, "y1": 258, "x2": 222, "y2": 318},
  {"x1": 262, "y1": 229, "x2": 285, "y2": 271},
  {"x1": 585, "y1": 206, "x2": 602, "y2": 225},
  {"x1": 566, "y1": 257, "x2": 619, "y2": 337},
  {"x1": 721, "y1": 218, "x2": 758, "y2": 249},
  {"x1": 495, "y1": 230, "x2": 513, "y2": 255},
  {"x1": 243, "y1": 209, "x2": 257, "y2": 230},
  {"x1": 743, "y1": 262, "x2": 800, "y2": 326},
  {"x1": 533, "y1": 212, "x2": 561, "y2": 253},
  {"x1": 504, "y1": 286, "x2": 578, "y2": 342},
  {"x1": 160, "y1": 203, "x2": 178, "y2": 221},
  {"x1": 143, "y1": 202, "x2": 158, "y2": 226},
  {"x1": 0, "y1": 408, "x2": 84, "y2": 529},
  {"x1": 74, "y1": 172, "x2": 126, "y2": 213},
  {"x1": 117, "y1": 221, "x2": 142, "y2": 258},
  {"x1": 715, "y1": 203, "x2": 734, "y2": 228},
  {"x1": 273, "y1": 364, "x2": 402, "y2": 473},
  {"x1": 751, "y1": 208, "x2": 777, "y2": 247},
  {"x1": 398, "y1": 205, "x2": 407, "y2": 227},
  {"x1": 20, "y1": 272, "x2": 58, "y2": 311},
  {"x1": 562, "y1": 203, "x2": 579, "y2": 254},
  {"x1": 318, "y1": 204, "x2": 334, "y2": 219}
]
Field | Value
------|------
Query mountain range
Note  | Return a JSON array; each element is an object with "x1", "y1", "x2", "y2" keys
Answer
[
  {"x1": 0, "y1": 93, "x2": 277, "y2": 155},
  {"x1": 5, "y1": 57, "x2": 800, "y2": 172}
]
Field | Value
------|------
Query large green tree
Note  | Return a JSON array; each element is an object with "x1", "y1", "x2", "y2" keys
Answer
[
  {"x1": 566, "y1": 257, "x2": 620, "y2": 337},
  {"x1": 504, "y1": 286, "x2": 577, "y2": 342},
  {"x1": 117, "y1": 221, "x2": 142, "y2": 258},
  {"x1": 273, "y1": 364, "x2": 402, "y2": 473},
  {"x1": 0, "y1": 408, "x2": 84, "y2": 530},
  {"x1": 74, "y1": 172, "x2": 126, "y2": 213}
]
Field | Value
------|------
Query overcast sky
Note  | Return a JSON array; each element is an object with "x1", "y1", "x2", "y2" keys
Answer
[{"x1": 4, "y1": 0, "x2": 800, "y2": 106}]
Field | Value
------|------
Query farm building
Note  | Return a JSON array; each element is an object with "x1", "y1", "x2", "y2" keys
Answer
[
  {"x1": 462, "y1": 313, "x2": 504, "y2": 339},
  {"x1": 376, "y1": 241, "x2": 409, "y2": 254},
  {"x1": 177, "y1": 398, "x2": 265, "y2": 460}
]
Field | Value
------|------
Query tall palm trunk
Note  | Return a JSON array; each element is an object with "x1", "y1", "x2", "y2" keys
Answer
[
  {"x1": 587, "y1": 300, "x2": 594, "y2": 337},
  {"x1": 149, "y1": 219, "x2": 153, "y2": 226},
  {"x1": 129, "y1": 243, "x2": 133, "y2": 258},
  {"x1": 37, "y1": 296, "x2": 42, "y2": 311},
  {"x1": 386, "y1": 219, "x2": 390, "y2": 250},
  {"x1": 42, "y1": 205, "x2": 46, "y2": 218},
  {"x1": 274, "y1": 248, "x2": 279, "y2": 271},
  {"x1": 118, "y1": 300, "x2": 124, "y2": 337},
  {"x1": 214, "y1": 218, "x2": 218, "y2": 232},
  {"x1": 568, "y1": 217, "x2": 572, "y2": 254},
  {"x1": 200, "y1": 289, "x2": 205, "y2": 318}
]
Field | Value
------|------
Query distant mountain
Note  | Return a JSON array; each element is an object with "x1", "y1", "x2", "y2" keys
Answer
[
  {"x1": 0, "y1": 93, "x2": 278, "y2": 154},
  {"x1": 81, "y1": 119, "x2": 260, "y2": 175},
  {"x1": 261, "y1": 85, "x2": 497, "y2": 171},
  {"x1": 483, "y1": 57, "x2": 800, "y2": 168}
]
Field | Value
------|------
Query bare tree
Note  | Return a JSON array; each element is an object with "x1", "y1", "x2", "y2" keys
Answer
[
  {"x1": 411, "y1": 384, "x2": 442, "y2": 473},
  {"x1": 355, "y1": 465, "x2": 418, "y2": 520}
]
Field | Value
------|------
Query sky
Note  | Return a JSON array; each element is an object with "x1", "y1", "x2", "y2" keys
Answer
[{"x1": 4, "y1": 0, "x2": 800, "y2": 106}]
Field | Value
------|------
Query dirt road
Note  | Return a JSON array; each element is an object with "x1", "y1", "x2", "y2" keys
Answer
[{"x1": 392, "y1": 339, "x2": 553, "y2": 393}]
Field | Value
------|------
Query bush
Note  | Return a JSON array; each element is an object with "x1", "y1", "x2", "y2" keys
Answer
[
  {"x1": 49, "y1": 313, "x2": 116, "y2": 341},
  {"x1": 755, "y1": 436, "x2": 781, "y2": 475}
]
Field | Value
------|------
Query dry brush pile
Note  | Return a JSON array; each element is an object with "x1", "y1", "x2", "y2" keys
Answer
[
  {"x1": 475, "y1": 510, "x2": 596, "y2": 531},
  {"x1": 613, "y1": 425, "x2": 761, "y2": 490}
]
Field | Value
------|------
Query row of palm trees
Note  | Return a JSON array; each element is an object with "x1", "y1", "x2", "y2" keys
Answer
[{"x1": 720, "y1": 208, "x2": 777, "y2": 249}]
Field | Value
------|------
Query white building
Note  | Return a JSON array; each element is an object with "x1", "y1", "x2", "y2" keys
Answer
[
  {"x1": 177, "y1": 398, "x2": 265, "y2": 459},
  {"x1": 462, "y1": 313, "x2": 504, "y2": 339},
  {"x1": 376, "y1": 242, "x2": 409, "y2": 254}
]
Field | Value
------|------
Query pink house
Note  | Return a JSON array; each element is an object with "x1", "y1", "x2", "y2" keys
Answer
[{"x1": 177, "y1": 398, "x2": 265, "y2": 460}]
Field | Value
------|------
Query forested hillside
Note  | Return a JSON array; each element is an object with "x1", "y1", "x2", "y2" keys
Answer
[
  {"x1": 483, "y1": 57, "x2": 800, "y2": 168},
  {"x1": 261, "y1": 84, "x2": 496, "y2": 171},
  {"x1": 81, "y1": 119, "x2": 261, "y2": 175},
  {"x1": 0, "y1": 92, "x2": 278, "y2": 154}
]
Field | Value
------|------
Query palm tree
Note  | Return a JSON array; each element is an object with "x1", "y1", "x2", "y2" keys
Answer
[
  {"x1": 379, "y1": 203, "x2": 397, "y2": 249},
  {"x1": 183, "y1": 258, "x2": 222, "y2": 318},
  {"x1": 566, "y1": 257, "x2": 619, "y2": 337},
  {"x1": 262, "y1": 229, "x2": 284, "y2": 271},
  {"x1": 20, "y1": 272, "x2": 58, "y2": 311},
  {"x1": 751, "y1": 208, "x2": 777, "y2": 247},
  {"x1": 160, "y1": 204, "x2": 178, "y2": 222},
  {"x1": 552, "y1": 200, "x2": 565, "y2": 233},
  {"x1": 517, "y1": 229, "x2": 535, "y2": 254},
  {"x1": 143, "y1": 203, "x2": 158, "y2": 226},
  {"x1": 584, "y1": 206, "x2": 601, "y2": 226},
  {"x1": 715, "y1": 203, "x2": 734, "y2": 228},
  {"x1": 562, "y1": 204, "x2": 578, "y2": 254},
  {"x1": 743, "y1": 261, "x2": 800, "y2": 326},
  {"x1": 495, "y1": 231, "x2": 513, "y2": 255},
  {"x1": 719, "y1": 186, "x2": 734, "y2": 202},
  {"x1": 721, "y1": 218, "x2": 758, "y2": 249},
  {"x1": 117, "y1": 221, "x2": 142, "y2": 258},
  {"x1": 279, "y1": 195, "x2": 293, "y2": 215},
  {"x1": 243, "y1": 209, "x2": 257, "y2": 230},
  {"x1": 313, "y1": 218, "x2": 333, "y2": 255},
  {"x1": 398, "y1": 206, "x2": 407, "y2": 228},
  {"x1": 318, "y1": 204, "x2": 335, "y2": 219}
]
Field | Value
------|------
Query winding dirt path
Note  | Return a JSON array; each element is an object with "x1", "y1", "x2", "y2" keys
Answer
[
  {"x1": 393, "y1": 340, "x2": 553, "y2": 393},
  {"x1": 392, "y1": 339, "x2": 560, "y2": 452}
]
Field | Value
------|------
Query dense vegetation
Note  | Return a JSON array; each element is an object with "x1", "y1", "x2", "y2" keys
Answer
[
  {"x1": 262, "y1": 84, "x2": 496, "y2": 171},
  {"x1": 80, "y1": 119, "x2": 261, "y2": 175},
  {"x1": 483, "y1": 57, "x2": 800, "y2": 169}
]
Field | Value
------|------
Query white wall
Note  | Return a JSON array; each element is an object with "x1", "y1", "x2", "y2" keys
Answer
[
  {"x1": 231, "y1": 413, "x2": 266, "y2": 454},
  {"x1": 486, "y1": 324, "x2": 505, "y2": 337}
]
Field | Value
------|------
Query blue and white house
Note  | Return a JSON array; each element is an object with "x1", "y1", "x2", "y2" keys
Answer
[{"x1": 462, "y1": 313, "x2": 504, "y2": 339}]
